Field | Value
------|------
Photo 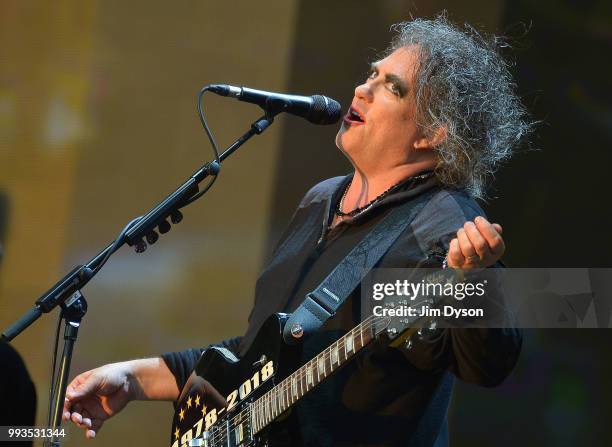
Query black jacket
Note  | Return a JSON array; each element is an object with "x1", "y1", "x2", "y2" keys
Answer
[{"x1": 162, "y1": 174, "x2": 522, "y2": 447}]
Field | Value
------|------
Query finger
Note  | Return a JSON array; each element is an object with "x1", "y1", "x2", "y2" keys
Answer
[
  {"x1": 89, "y1": 417, "x2": 104, "y2": 433},
  {"x1": 464, "y1": 221, "x2": 490, "y2": 260},
  {"x1": 66, "y1": 371, "x2": 97, "y2": 402},
  {"x1": 84, "y1": 417, "x2": 105, "y2": 439},
  {"x1": 474, "y1": 217, "x2": 505, "y2": 255},
  {"x1": 63, "y1": 398, "x2": 72, "y2": 419},
  {"x1": 447, "y1": 238, "x2": 465, "y2": 268},
  {"x1": 456, "y1": 228, "x2": 478, "y2": 261},
  {"x1": 81, "y1": 409, "x2": 93, "y2": 429},
  {"x1": 71, "y1": 411, "x2": 87, "y2": 429}
]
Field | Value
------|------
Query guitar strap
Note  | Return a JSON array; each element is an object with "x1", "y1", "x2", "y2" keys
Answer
[{"x1": 283, "y1": 187, "x2": 437, "y2": 344}]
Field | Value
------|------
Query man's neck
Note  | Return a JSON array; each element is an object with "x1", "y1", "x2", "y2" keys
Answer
[{"x1": 343, "y1": 162, "x2": 434, "y2": 211}]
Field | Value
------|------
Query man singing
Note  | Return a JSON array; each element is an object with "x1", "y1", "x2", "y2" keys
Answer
[{"x1": 63, "y1": 15, "x2": 529, "y2": 446}]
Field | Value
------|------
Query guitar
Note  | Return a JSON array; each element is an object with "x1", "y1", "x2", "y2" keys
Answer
[{"x1": 169, "y1": 289, "x2": 441, "y2": 447}]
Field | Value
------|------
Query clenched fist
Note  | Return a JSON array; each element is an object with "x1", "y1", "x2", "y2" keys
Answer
[{"x1": 447, "y1": 216, "x2": 505, "y2": 269}]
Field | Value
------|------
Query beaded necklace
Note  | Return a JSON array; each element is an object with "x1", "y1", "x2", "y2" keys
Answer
[{"x1": 335, "y1": 171, "x2": 433, "y2": 218}]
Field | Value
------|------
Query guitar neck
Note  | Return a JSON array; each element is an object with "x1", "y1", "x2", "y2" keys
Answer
[{"x1": 250, "y1": 315, "x2": 386, "y2": 434}]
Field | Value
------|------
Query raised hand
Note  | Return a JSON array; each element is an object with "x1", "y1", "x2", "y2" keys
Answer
[{"x1": 447, "y1": 216, "x2": 505, "y2": 269}]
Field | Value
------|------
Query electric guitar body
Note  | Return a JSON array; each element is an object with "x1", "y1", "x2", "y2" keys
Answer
[
  {"x1": 170, "y1": 274, "x2": 449, "y2": 447},
  {"x1": 170, "y1": 313, "x2": 298, "y2": 447}
]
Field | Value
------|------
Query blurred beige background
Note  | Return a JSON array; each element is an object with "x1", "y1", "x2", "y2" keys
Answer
[
  {"x1": 0, "y1": 1, "x2": 299, "y2": 444},
  {"x1": 0, "y1": 1, "x2": 502, "y2": 445}
]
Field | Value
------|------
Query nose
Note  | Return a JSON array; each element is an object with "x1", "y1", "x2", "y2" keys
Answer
[{"x1": 354, "y1": 81, "x2": 373, "y2": 103}]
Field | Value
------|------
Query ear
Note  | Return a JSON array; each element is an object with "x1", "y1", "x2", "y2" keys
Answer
[{"x1": 413, "y1": 126, "x2": 447, "y2": 150}]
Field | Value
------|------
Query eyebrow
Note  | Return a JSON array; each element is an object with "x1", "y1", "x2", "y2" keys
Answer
[{"x1": 370, "y1": 62, "x2": 409, "y2": 97}]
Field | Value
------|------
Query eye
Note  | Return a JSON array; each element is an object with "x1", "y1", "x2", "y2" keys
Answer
[
  {"x1": 388, "y1": 83, "x2": 401, "y2": 96},
  {"x1": 367, "y1": 68, "x2": 377, "y2": 80}
]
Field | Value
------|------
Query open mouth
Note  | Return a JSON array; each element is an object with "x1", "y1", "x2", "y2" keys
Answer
[{"x1": 344, "y1": 106, "x2": 365, "y2": 124}]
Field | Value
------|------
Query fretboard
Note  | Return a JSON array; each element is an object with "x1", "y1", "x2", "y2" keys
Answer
[{"x1": 250, "y1": 315, "x2": 385, "y2": 434}]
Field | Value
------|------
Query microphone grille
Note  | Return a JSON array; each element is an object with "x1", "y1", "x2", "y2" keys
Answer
[{"x1": 308, "y1": 95, "x2": 342, "y2": 125}]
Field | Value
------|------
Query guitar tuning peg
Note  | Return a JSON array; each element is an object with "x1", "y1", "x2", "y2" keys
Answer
[
  {"x1": 158, "y1": 219, "x2": 171, "y2": 234},
  {"x1": 416, "y1": 328, "x2": 425, "y2": 339},
  {"x1": 146, "y1": 230, "x2": 159, "y2": 245},
  {"x1": 171, "y1": 210, "x2": 183, "y2": 224},
  {"x1": 134, "y1": 238, "x2": 147, "y2": 253},
  {"x1": 428, "y1": 320, "x2": 438, "y2": 331}
]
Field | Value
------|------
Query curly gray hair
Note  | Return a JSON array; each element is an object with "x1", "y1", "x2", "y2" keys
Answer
[{"x1": 387, "y1": 15, "x2": 532, "y2": 199}]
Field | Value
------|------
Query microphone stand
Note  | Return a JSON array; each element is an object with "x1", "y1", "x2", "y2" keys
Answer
[{"x1": 1, "y1": 113, "x2": 275, "y2": 446}]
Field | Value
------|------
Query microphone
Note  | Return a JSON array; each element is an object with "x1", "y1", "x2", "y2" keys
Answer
[{"x1": 208, "y1": 84, "x2": 342, "y2": 125}]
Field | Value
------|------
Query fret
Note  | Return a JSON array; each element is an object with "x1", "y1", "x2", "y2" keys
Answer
[
  {"x1": 285, "y1": 382, "x2": 290, "y2": 407},
  {"x1": 331, "y1": 343, "x2": 339, "y2": 366},
  {"x1": 306, "y1": 362, "x2": 314, "y2": 387},
  {"x1": 345, "y1": 332, "x2": 354, "y2": 355},
  {"x1": 364, "y1": 323, "x2": 372, "y2": 344},
  {"x1": 317, "y1": 355, "x2": 325, "y2": 379},
  {"x1": 360, "y1": 324, "x2": 364, "y2": 348},
  {"x1": 325, "y1": 347, "x2": 333, "y2": 373},
  {"x1": 260, "y1": 399, "x2": 264, "y2": 429},
  {"x1": 291, "y1": 376, "x2": 298, "y2": 401},
  {"x1": 261, "y1": 395, "x2": 265, "y2": 427},
  {"x1": 309, "y1": 359, "x2": 316, "y2": 386}
]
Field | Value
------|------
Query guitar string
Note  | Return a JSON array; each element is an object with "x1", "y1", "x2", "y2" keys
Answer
[
  {"x1": 197, "y1": 316, "x2": 378, "y2": 447},
  {"x1": 211, "y1": 314, "x2": 382, "y2": 446},
  {"x1": 200, "y1": 314, "x2": 384, "y2": 446},
  {"x1": 206, "y1": 328, "x2": 375, "y2": 447},
  {"x1": 189, "y1": 291, "x2": 442, "y2": 445},
  {"x1": 245, "y1": 314, "x2": 378, "y2": 420},
  {"x1": 248, "y1": 295, "x2": 434, "y2": 433}
]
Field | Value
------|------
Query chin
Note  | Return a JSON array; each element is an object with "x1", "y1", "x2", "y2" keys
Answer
[
  {"x1": 336, "y1": 123, "x2": 354, "y2": 151},
  {"x1": 335, "y1": 129, "x2": 344, "y2": 151}
]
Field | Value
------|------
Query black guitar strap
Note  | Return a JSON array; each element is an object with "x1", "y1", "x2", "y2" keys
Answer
[{"x1": 283, "y1": 188, "x2": 437, "y2": 344}]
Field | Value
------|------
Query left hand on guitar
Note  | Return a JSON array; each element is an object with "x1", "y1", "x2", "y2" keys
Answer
[{"x1": 447, "y1": 216, "x2": 505, "y2": 269}]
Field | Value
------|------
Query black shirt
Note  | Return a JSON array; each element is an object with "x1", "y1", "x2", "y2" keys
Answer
[{"x1": 162, "y1": 174, "x2": 522, "y2": 447}]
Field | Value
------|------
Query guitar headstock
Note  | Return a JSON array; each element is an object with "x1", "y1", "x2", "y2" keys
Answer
[
  {"x1": 372, "y1": 296, "x2": 440, "y2": 347},
  {"x1": 366, "y1": 268, "x2": 462, "y2": 347}
]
